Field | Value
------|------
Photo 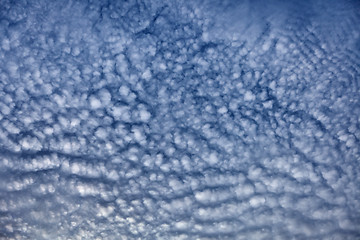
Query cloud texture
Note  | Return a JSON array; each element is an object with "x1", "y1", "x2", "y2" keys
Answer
[{"x1": 0, "y1": 0, "x2": 360, "y2": 239}]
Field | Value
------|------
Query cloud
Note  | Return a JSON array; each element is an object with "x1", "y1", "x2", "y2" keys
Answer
[{"x1": 0, "y1": 0, "x2": 360, "y2": 239}]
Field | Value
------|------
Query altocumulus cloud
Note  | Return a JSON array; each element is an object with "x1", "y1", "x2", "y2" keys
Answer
[{"x1": 0, "y1": 0, "x2": 360, "y2": 239}]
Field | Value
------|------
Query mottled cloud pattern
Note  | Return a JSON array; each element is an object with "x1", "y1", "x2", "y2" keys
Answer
[{"x1": 0, "y1": 0, "x2": 360, "y2": 239}]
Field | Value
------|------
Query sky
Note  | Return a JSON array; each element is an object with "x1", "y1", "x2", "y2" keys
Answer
[{"x1": 0, "y1": 0, "x2": 360, "y2": 239}]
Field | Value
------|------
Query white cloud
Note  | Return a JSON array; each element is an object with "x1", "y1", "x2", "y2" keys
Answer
[
  {"x1": 244, "y1": 91, "x2": 255, "y2": 101},
  {"x1": 89, "y1": 96, "x2": 102, "y2": 109}
]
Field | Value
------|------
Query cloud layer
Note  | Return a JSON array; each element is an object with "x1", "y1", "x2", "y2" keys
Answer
[{"x1": 0, "y1": 0, "x2": 360, "y2": 239}]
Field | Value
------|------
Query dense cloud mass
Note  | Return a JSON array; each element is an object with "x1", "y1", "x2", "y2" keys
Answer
[{"x1": 0, "y1": 0, "x2": 360, "y2": 239}]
